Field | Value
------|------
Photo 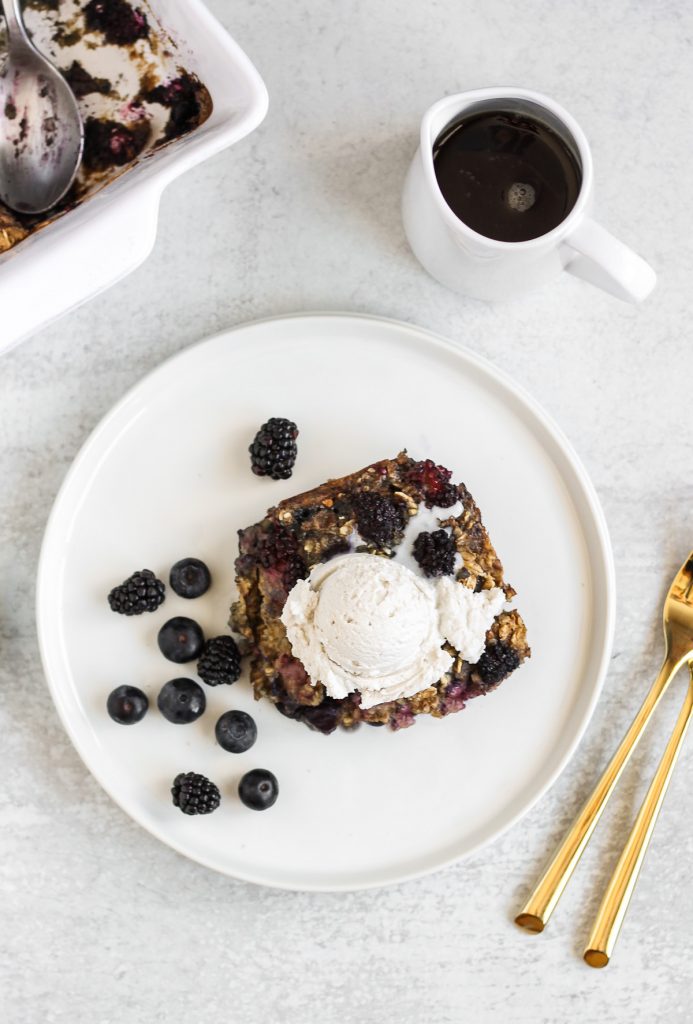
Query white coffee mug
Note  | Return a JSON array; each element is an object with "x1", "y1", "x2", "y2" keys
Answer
[{"x1": 402, "y1": 88, "x2": 656, "y2": 303}]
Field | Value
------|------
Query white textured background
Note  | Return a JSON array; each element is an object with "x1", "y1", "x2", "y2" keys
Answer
[{"x1": 2, "y1": 0, "x2": 693, "y2": 1020}]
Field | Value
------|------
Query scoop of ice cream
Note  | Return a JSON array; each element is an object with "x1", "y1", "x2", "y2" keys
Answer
[
  {"x1": 281, "y1": 553, "x2": 506, "y2": 710},
  {"x1": 281, "y1": 555, "x2": 452, "y2": 708},
  {"x1": 313, "y1": 556, "x2": 438, "y2": 677}
]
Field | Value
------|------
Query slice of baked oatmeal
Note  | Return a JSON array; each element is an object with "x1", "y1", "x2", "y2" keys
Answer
[{"x1": 231, "y1": 451, "x2": 529, "y2": 733}]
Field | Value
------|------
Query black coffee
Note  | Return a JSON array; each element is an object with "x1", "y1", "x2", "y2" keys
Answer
[{"x1": 433, "y1": 109, "x2": 581, "y2": 242}]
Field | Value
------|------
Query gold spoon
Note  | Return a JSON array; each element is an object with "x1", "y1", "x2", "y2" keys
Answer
[
  {"x1": 516, "y1": 553, "x2": 693, "y2": 937},
  {"x1": 584, "y1": 662, "x2": 693, "y2": 966}
]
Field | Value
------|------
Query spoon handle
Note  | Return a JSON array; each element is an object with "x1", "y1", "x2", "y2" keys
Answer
[
  {"x1": 1, "y1": 0, "x2": 31, "y2": 46},
  {"x1": 584, "y1": 674, "x2": 693, "y2": 967},
  {"x1": 515, "y1": 655, "x2": 681, "y2": 933}
]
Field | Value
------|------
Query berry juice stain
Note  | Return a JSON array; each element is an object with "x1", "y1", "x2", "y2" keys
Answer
[{"x1": 433, "y1": 109, "x2": 582, "y2": 242}]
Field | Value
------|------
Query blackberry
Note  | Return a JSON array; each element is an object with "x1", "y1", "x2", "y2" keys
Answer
[
  {"x1": 475, "y1": 642, "x2": 520, "y2": 685},
  {"x1": 171, "y1": 772, "x2": 220, "y2": 815},
  {"x1": 406, "y1": 459, "x2": 459, "y2": 508},
  {"x1": 198, "y1": 635, "x2": 242, "y2": 686},
  {"x1": 255, "y1": 524, "x2": 299, "y2": 570},
  {"x1": 108, "y1": 569, "x2": 165, "y2": 615},
  {"x1": 249, "y1": 418, "x2": 299, "y2": 480},
  {"x1": 353, "y1": 492, "x2": 405, "y2": 547},
  {"x1": 248, "y1": 523, "x2": 306, "y2": 592},
  {"x1": 413, "y1": 529, "x2": 456, "y2": 577}
]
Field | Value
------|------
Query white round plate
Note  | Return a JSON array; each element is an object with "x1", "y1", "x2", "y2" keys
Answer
[{"x1": 37, "y1": 313, "x2": 614, "y2": 891}]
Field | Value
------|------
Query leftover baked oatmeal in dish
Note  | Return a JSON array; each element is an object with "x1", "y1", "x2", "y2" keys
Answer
[
  {"x1": 231, "y1": 451, "x2": 530, "y2": 733},
  {"x1": 0, "y1": 0, "x2": 212, "y2": 254}
]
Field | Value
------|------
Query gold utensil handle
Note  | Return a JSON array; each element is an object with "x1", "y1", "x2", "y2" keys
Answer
[
  {"x1": 515, "y1": 657, "x2": 680, "y2": 933},
  {"x1": 584, "y1": 676, "x2": 693, "y2": 967}
]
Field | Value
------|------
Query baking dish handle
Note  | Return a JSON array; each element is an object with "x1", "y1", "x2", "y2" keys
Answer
[{"x1": 0, "y1": 186, "x2": 162, "y2": 358}]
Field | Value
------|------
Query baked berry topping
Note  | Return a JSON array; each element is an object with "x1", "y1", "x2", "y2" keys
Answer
[
  {"x1": 157, "y1": 678, "x2": 205, "y2": 724},
  {"x1": 169, "y1": 557, "x2": 211, "y2": 599},
  {"x1": 241, "y1": 523, "x2": 307, "y2": 594},
  {"x1": 249, "y1": 418, "x2": 299, "y2": 480},
  {"x1": 406, "y1": 459, "x2": 459, "y2": 508},
  {"x1": 475, "y1": 642, "x2": 520, "y2": 685},
  {"x1": 319, "y1": 538, "x2": 351, "y2": 563},
  {"x1": 353, "y1": 492, "x2": 405, "y2": 547},
  {"x1": 108, "y1": 569, "x2": 165, "y2": 615},
  {"x1": 390, "y1": 705, "x2": 415, "y2": 730},
  {"x1": 198, "y1": 636, "x2": 242, "y2": 686},
  {"x1": 171, "y1": 772, "x2": 220, "y2": 815},
  {"x1": 215, "y1": 710, "x2": 257, "y2": 753},
  {"x1": 300, "y1": 698, "x2": 342, "y2": 735},
  {"x1": 106, "y1": 685, "x2": 148, "y2": 724},
  {"x1": 84, "y1": 0, "x2": 149, "y2": 45},
  {"x1": 256, "y1": 524, "x2": 301, "y2": 570},
  {"x1": 157, "y1": 617, "x2": 205, "y2": 663},
  {"x1": 440, "y1": 680, "x2": 467, "y2": 716},
  {"x1": 238, "y1": 769, "x2": 279, "y2": 811},
  {"x1": 412, "y1": 529, "x2": 457, "y2": 577}
]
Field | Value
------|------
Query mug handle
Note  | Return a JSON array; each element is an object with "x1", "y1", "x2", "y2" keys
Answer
[{"x1": 564, "y1": 218, "x2": 656, "y2": 303}]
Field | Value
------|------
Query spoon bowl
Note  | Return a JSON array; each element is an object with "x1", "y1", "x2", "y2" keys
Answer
[{"x1": 0, "y1": 0, "x2": 83, "y2": 214}]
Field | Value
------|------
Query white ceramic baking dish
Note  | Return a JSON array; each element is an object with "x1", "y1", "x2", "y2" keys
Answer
[{"x1": 0, "y1": 0, "x2": 267, "y2": 357}]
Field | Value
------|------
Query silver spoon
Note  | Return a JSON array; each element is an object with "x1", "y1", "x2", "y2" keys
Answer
[{"x1": 0, "y1": 0, "x2": 83, "y2": 214}]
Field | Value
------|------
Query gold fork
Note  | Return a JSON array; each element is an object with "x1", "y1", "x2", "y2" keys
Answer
[{"x1": 516, "y1": 553, "x2": 693, "y2": 950}]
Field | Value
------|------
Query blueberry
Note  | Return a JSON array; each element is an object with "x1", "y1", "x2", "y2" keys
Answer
[
  {"x1": 238, "y1": 768, "x2": 279, "y2": 810},
  {"x1": 301, "y1": 699, "x2": 341, "y2": 734},
  {"x1": 157, "y1": 616, "x2": 204, "y2": 663},
  {"x1": 215, "y1": 710, "x2": 257, "y2": 753},
  {"x1": 107, "y1": 685, "x2": 148, "y2": 724},
  {"x1": 157, "y1": 678, "x2": 206, "y2": 724},
  {"x1": 169, "y1": 558, "x2": 211, "y2": 599}
]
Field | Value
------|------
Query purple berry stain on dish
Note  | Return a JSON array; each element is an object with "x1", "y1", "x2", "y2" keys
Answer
[{"x1": 84, "y1": 0, "x2": 149, "y2": 46}]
